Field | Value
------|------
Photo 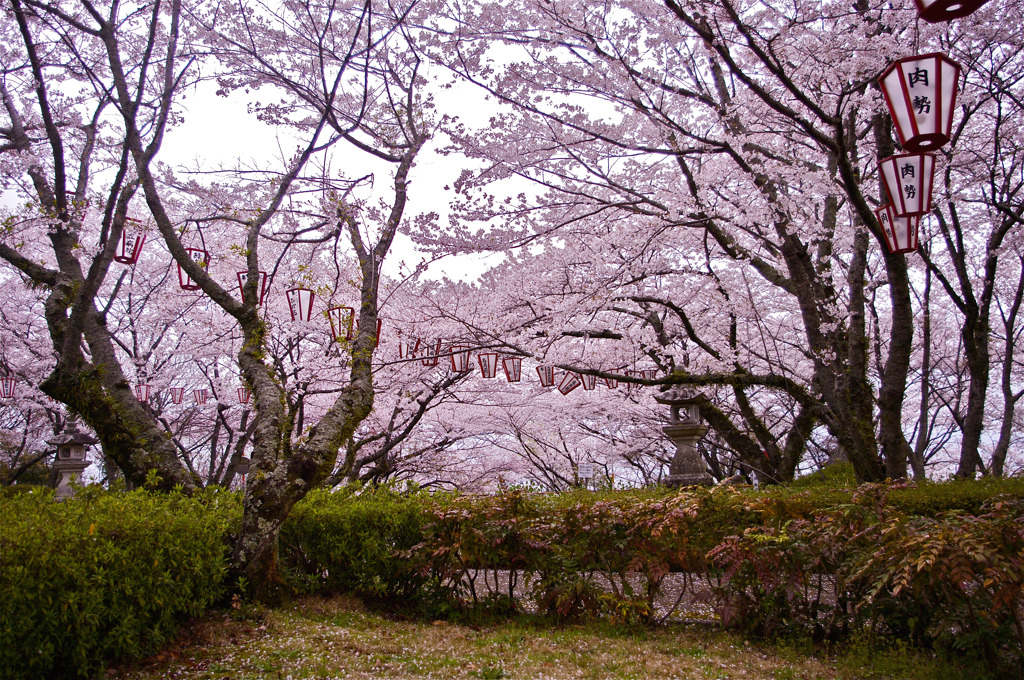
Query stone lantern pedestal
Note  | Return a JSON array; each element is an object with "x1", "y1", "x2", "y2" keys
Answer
[
  {"x1": 47, "y1": 420, "x2": 97, "y2": 500},
  {"x1": 655, "y1": 388, "x2": 712, "y2": 488}
]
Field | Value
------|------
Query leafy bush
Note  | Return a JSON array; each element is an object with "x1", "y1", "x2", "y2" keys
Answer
[{"x1": 0, "y1": 487, "x2": 236, "y2": 679}]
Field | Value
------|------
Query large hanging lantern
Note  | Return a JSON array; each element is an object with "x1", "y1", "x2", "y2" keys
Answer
[
  {"x1": 879, "y1": 153, "x2": 935, "y2": 217},
  {"x1": 879, "y1": 53, "x2": 961, "y2": 153},
  {"x1": 169, "y1": 387, "x2": 184, "y2": 404},
  {"x1": 537, "y1": 365, "x2": 555, "y2": 387},
  {"x1": 114, "y1": 220, "x2": 146, "y2": 265},
  {"x1": 237, "y1": 271, "x2": 268, "y2": 306},
  {"x1": 502, "y1": 356, "x2": 522, "y2": 382},
  {"x1": 875, "y1": 204, "x2": 921, "y2": 254},
  {"x1": 558, "y1": 372, "x2": 582, "y2": 395},
  {"x1": 1, "y1": 377, "x2": 16, "y2": 399},
  {"x1": 603, "y1": 375, "x2": 619, "y2": 389},
  {"x1": 286, "y1": 288, "x2": 315, "y2": 322},
  {"x1": 398, "y1": 334, "x2": 421, "y2": 360},
  {"x1": 327, "y1": 306, "x2": 355, "y2": 341},
  {"x1": 421, "y1": 339, "x2": 443, "y2": 367},
  {"x1": 449, "y1": 345, "x2": 471, "y2": 372},
  {"x1": 178, "y1": 248, "x2": 209, "y2": 291},
  {"x1": 237, "y1": 387, "x2": 250, "y2": 404},
  {"x1": 580, "y1": 373, "x2": 597, "y2": 391},
  {"x1": 134, "y1": 384, "x2": 151, "y2": 402},
  {"x1": 478, "y1": 352, "x2": 500, "y2": 378},
  {"x1": 194, "y1": 389, "x2": 208, "y2": 405},
  {"x1": 912, "y1": 0, "x2": 991, "y2": 23}
]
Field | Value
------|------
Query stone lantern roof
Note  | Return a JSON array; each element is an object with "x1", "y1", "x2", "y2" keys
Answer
[{"x1": 46, "y1": 420, "x2": 99, "y2": 449}]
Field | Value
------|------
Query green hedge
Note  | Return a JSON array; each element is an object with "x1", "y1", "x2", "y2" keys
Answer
[{"x1": 0, "y1": 487, "x2": 237, "y2": 679}]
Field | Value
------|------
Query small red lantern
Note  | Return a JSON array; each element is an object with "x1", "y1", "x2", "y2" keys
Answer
[
  {"x1": 580, "y1": 373, "x2": 597, "y2": 390},
  {"x1": 478, "y1": 352, "x2": 500, "y2": 378},
  {"x1": 879, "y1": 153, "x2": 935, "y2": 217},
  {"x1": 134, "y1": 384, "x2": 151, "y2": 402},
  {"x1": 398, "y1": 334, "x2": 421, "y2": 360},
  {"x1": 114, "y1": 219, "x2": 146, "y2": 265},
  {"x1": 421, "y1": 339, "x2": 443, "y2": 367},
  {"x1": 286, "y1": 288, "x2": 315, "y2": 322},
  {"x1": 449, "y1": 345, "x2": 471, "y2": 372},
  {"x1": 1, "y1": 377, "x2": 16, "y2": 399},
  {"x1": 237, "y1": 271, "x2": 268, "y2": 306},
  {"x1": 327, "y1": 306, "x2": 355, "y2": 341},
  {"x1": 603, "y1": 375, "x2": 619, "y2": 389},
  {"x1": 169, "y1": 387, "x2": 184, "y2": 404},
  {"x1": 558, "y1": 372, "x2": 582, "y2": 395},
  {"x1": 640, "y1": 369, "x2": 658, "y2": 381},
  {"x1": 912, "y1": 0, "x2": 991, "y2": 23},
  {"x1": 537, "y1": 365, "x2": 555, "y2": 387},
  {"x1": 502, "y1": 356, "x2": 522, "y2": 382},
  {"x1": 875, "y1": 204, "x2": 921, "y2": 254},
  {"x1": 237, "y1": 387, "x2": 250, "y2": 404},
  {"x1": 879, "y1": 53, "x2": 961, "y2": 153},
  {"x1": 178, "y1": 248, "x2": 209, "y2": 291},
  {"x1": 194, "y1": 389, "x2": 208, "y2": 405}
]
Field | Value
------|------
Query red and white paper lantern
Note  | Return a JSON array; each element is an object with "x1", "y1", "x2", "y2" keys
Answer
[
  {"x1": 537, "y1": 365, "x2": 556, "y2": 387},
  {"x1": 1, "y1": 377, "x2": 16, "y2": 399},
  {"x1": 237, "y1": 387, "x2": 250, "y2": 404},
  {"x1": 421, "y1": 339, "x2": 443, "y2": 367},
  {"x1": 579, "y1": 373, "x2": 597, "y2": 390},
  {"x1": 557, "y1": 372, "x2": 582, "y2": 395},
  {"x1": 286, "y1": 288, "x2": 315, "y2": 322},
  {"x1": 603, "y1": 375, "x2": 619, "y2": 389},
  {"x1": 327, "y1": 307, "x2": 355, "y2": 341},
  {"x1": 178, "y1": 248, "x2": 209, "y2": 291},
  {"x1": 237, "y1": 271, "x2": 268, "y2": 306},
  {"x1": 912, "y1": 0, "x2": 991, "y2": 23},
  {"x1": 478, "y1": 352, "x2": 500, "y2": 378},
  {"x1": 114, "y1": 220, "x2": 146, "y2": 265},
  {"x1": 169, "y1": 387, "x2": 185, "y2": 404},
  {"x1": 449, "y1": 345, "x2": 471, "y2": 372},
  {"x1": 502, "y1": 356, "x2": 522, "y2": 383},
  {"x1": 879, "y1": 53, "x2": 960, "y2": 153},
  {"x1": 875, "y1": 204, "x2": 921, "y2": 255},
  {"x1": 879, "y1": 153, "x2": 935, "y2": 217},
  {"x1": 194, "y1": 389, "x2": 208, "y2": 405},
  {"x1": 640, "y1": 369, "x2": 658, "y2": 381},
  {"x1": 398, "y1": 334, "x2": 421, "y2": 360},
  {"x1": 134, "y1": 384, "x2": 151, "y2": 402}
]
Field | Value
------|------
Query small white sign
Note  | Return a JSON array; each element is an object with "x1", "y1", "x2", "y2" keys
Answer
[{"x1": 578, "y1": 463, "x2": 594, "y2": 480}]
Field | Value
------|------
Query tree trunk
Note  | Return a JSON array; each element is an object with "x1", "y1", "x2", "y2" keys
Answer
[{"x1": 878, "y1": 252, "x2": 914, "y2": 479}]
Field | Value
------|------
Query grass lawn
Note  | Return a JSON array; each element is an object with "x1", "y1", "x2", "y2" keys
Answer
[{"x1": 108, "y1": 595, "x2": 989, "y2": 680}]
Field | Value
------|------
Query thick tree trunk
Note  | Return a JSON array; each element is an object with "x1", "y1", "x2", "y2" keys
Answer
[{"x1": 878, "y1": 252, "x2": 914, "y2": 479}]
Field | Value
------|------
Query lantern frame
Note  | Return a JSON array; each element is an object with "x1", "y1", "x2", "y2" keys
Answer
[
  {"x1": 134, "y1": 384, "x2": 151, "y2": 402},
  {"x1": 558, "y1": 371, "x2": 582, "y2": 395},
  {"x1": 178, "y1": 248, "x2": 209, "y2": 291},
  {"x1": 579, "y1": 373, "x2": 597, "y2": 390},
  {"x1": 237, "y1": 271, "x2": 268, "y2": 306},
  {"x1": 194, "y1": 389, "x2": 208, "y2": 405},
  {"x1": 421, "y1": 339, "x2": 443, "y2": 367},
  {"x1": 114, "y1": 220, "x2": 146, "y2": 265},
  {"x1": 1, "y1": 377, "x2": 16, "y2": 399},
  {"x1": 449, "y1": 344, "x2": 472, "y2": 372},
  {"x1": 912, "y1": 0, "x2": 991, "y2": 23},
  {"x1": 875, "y1": 204, "x2": 921, "y2": 255},
  {"x1": 478, "y1": 352, "x2": 500, "y2": 378},
  {"x1": 356, "y1": 318, "x2": 383, "y2": 346},
  {"x1": 286, "y1": 288, "x2": 316, "y2": 322},
  {"x1": 603, "y1": 375, "x2": 619, "y2": 389},
  {"x1": 238, "y1": 387, "x2": 250, "y2": 404},
  {"x1": 169, "y1": 387, "x2": 184, "y2": 404},
  {"x1": 879, "y1": 153, "x2": 935, "y2": 217},
  {"x1": 502, "y1": 356, "x2": 522, "y2": 382},
  {"x1": 537, "y1": 365, "x2": 556, "y2": 387},
  {"x1": 327, "y1": 306, "x2": 355, "y2": 341},
  {"x1": 879, "y1": 53, "x2": 960, "y2": 153}
]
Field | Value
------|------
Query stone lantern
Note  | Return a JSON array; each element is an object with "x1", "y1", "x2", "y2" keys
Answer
[
  {"x1": 655, "y1": 387, "x2": 712, "y2": 487},
  {"x1": 47, "y1": 420, "x2": 97, "y2": 500}
]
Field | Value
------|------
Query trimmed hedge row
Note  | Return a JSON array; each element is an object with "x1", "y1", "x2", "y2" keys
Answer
[
  {"x1": 0, "y1": 487, "x2": 237, "y2": 679},
  {"x1": 280, "y1": 478, "x2": 1024, "y2": 672}
]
